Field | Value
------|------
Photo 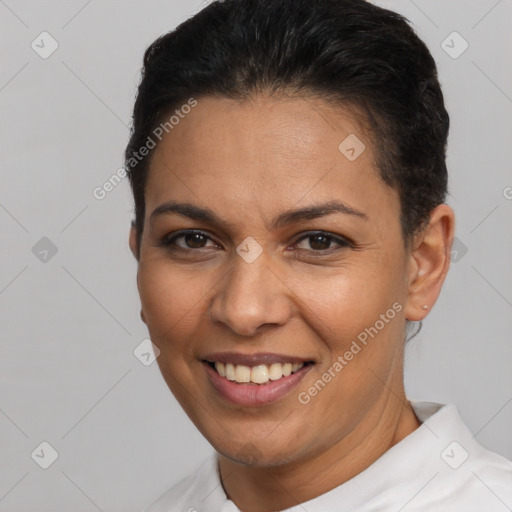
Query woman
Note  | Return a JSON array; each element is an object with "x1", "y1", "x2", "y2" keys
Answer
[{"x1": 124, "y1": 0, "x2": 512, "y2": 510}]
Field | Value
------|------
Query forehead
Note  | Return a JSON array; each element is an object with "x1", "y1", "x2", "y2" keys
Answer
[{"x1": 144, "y1": 95, "x2": 399, "y2": 229}]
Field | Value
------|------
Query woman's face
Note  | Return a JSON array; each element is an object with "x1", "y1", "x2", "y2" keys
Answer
[{"x1": 131, "y1": 95, "x2": 420, "y2": 466}]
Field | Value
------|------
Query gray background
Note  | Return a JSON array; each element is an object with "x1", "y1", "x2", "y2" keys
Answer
[{"x1": 0, "y1": 0, "x2": 510, "y2": 510}]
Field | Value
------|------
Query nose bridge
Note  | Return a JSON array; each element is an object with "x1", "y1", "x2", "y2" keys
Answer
[{"x1": 209, "y1": 250, "x2": 291, "y2": 336}]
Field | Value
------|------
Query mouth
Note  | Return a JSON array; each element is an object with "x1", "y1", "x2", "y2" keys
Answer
[
  {"x1": 201, "y1": 353, "x2": 315, "y2": 406},
  {"x1": 203, "y1": 360, "x2": 314, "y2": 385}
]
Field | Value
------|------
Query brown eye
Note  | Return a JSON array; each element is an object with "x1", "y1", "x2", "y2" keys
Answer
[
  {"x1": 294, "y1": 232, "x2": 351, "y2": 252},
  {"x1": 308, "y1": 234, "x2": 331, "y2": 250},
  {"x1": 160, "y1": 230, "x2": 218, "y2": 250},
  {"x1": 183, "y1": 232, "x2": 208, "y2": 248}
]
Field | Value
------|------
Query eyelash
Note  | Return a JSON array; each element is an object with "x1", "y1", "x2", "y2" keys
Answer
[{"x1": 158, "y1": 229, "x2": 353, "y2": 254}]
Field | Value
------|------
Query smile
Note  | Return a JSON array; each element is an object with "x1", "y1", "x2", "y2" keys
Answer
[
  {"x1": 202, "y1": 356, "x2": 315, "y2": 406},
  {"x1": 209, "y1": 361, "x2": 307, "y2": 384}
]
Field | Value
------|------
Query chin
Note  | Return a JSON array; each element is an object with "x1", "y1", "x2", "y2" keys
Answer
[{"x1": 216, "y1": 438, "x2": 302, "y2": 468}]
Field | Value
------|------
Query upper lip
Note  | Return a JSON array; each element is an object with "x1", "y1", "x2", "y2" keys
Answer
[{"x1": 202, "y1": 352, "x2": 314, "y2": 366}]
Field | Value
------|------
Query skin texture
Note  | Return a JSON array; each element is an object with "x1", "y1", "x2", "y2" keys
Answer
[{"x1": 129, "y1": 95, "x2": 455, "y2": 511}]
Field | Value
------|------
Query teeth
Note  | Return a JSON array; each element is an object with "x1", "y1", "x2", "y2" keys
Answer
[
  {"x1": 225, "y1": 363, "x2": 235, "y2": 381},
  {"x1": 216, "y1": 362, "x2": 226, "y2": 377},
  {"x1": 235, "y1": 365, "x2": 251, "y2": 383},
  {"x1": 213, "y1": 361, "x2": 305, "y2": 384},
  {"x1": 268, "y1": 363, "x2": 283, "y2": 381},
  {"x1": 282, "y1": 363, "x2": 292, "y2": 377},
  {"x1": 251, "y1": 365, "x2": 269, "y2": 384}
]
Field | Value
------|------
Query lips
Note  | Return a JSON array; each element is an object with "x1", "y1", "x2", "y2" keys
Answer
[{"x1": 201, "y1": 352, "x2": 315, "y2": 406}]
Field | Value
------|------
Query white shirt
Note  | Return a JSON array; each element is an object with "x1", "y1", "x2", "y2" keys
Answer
[{"x1": 144, "y1": 401, "x2": 512, "y2": 511}]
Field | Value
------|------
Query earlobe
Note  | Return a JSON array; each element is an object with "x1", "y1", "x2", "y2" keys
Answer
[{"x1": 403, "y1": 204, "x2": 455, "y2": 321}]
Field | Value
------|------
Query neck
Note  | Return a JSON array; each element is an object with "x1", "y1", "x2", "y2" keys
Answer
[{"x1": 218, "y1": 392, "x2": 421, "y2": 512}]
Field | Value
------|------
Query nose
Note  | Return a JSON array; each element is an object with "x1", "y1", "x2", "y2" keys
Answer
[{"x1": 208, "y1": 253, "x2": 293, "y2": 337}]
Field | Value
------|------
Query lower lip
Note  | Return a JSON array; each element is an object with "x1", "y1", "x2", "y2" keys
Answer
[{"x1": 202, "y1": 361, "x2": 313, "y2": 407}]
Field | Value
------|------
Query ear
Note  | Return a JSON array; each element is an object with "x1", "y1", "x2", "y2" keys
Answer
[
  {"x1": 129, "y1": 221, "x2": 140, "y2": 261},
  {"x1": 129, "y1": 222, "x2": 147, "y2": 324},
  {"x1": 403, "y1": 204, "x2": 455, "y2": 321}
]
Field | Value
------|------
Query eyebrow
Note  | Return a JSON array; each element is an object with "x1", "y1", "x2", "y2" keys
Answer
[{"x1": 149, "y1": 199, "x2": 368, "y2": 231}]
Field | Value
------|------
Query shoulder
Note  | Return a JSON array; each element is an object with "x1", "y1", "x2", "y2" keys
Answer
[
  {"x1": 409, "y1": 401, "x2": 512, "y2": 510},
  {"x1": 451, "y1": 435, "x2": 512, "y2": 502},
  {"x1": 425, "y1": 442, "x2": 512, "y2": 510},
  {"x1": 142, "y1": 452, "x2": 223, "y2": 512}
]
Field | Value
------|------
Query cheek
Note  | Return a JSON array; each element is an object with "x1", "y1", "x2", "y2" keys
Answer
[
  {"x1": 137, "y1": 260, "x2": 207, "y2": 342},
  {"x1": 296, "y1": 256, "x2": 407, "y2": 394},
  {"x1": 137, "y1": 261, "x2": 210, "y2": 409},
  {"x1": 299, "y1": 256, "x2": 404, "y2": 339},
  {"x1": 292, "y1": 266, "x2": 406, "y2": 433}
]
